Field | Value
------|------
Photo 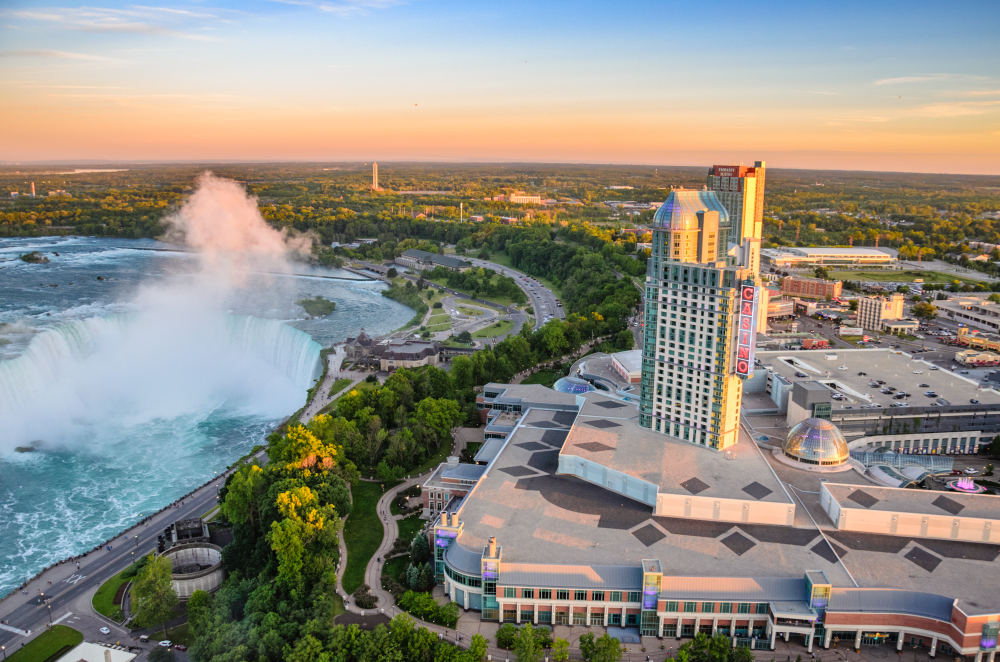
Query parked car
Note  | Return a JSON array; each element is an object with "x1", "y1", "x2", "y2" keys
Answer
[
  {"x1": 795, "y1": 372, "x2": 807, "y2": 378},
  {"x1": 174, "y1": 645, "x2": 188, "y2": 652},
  {"x1": 971, "y1": 399, "x2": 980, "y2": 404},
  {"x1": 159, "y1": 641, "x2": 172, "y2": 648},
  {"x1": 964, "y1": 468, "x2": 979, "y2": 475},
  {"x1": 99, "y1": 627, "x2": 110, "y2": 635}
]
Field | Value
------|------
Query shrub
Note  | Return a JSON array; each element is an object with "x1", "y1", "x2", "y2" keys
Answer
[
  {"x1": 387, "y1": 267, "x2": 398, "y2": 278},
  {"x1": 353, "y1": 584, "x2": 377, "y2": 609},
  {"x1": 433, "y1": 302, "x2": 443, "y2": 309}
]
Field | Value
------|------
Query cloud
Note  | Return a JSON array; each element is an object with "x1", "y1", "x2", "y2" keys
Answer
[
  {"x1": 915, "y1": 101, "x2": 1000, "y2": 117},
  {"x1": 0, "y1": 49, "x2": 116, "y2": 62},
  {"x1": 5, "y1": 6, "x2": 221, "y2": 40},
  {"x1": 874, "y1": 74, "x2": 984, "y2": 85},
  {"x1": 266, "y1": 0, "x2": 401, "y2": 15},
  {"x1": 958, "y1": 89, "x2": 1000, "y2": 97}
]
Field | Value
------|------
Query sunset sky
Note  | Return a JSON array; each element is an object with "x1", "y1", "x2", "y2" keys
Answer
[{"x1": 1, "y1": 0, "x2": 998, "y2": 174}]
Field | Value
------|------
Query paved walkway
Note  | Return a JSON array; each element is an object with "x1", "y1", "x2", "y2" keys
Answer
[{"x1": 299, "y1": 345, "x2": 368, "y2": 423}]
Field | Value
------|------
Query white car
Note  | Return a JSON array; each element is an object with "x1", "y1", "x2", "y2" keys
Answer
[
  {"x1": 159, "y1": 641, "x2": 172, "y2": 647},
  {"x1": 964, "y1": 468, "x2": 979, "y2": 475},
  {"x1": 99, "y1": 627, "x2": 110, "y2": 635}
]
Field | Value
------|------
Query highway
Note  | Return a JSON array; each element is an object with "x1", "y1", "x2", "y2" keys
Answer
[
  {"x1": 0, "y1": 454, "x2": 251, "y2": 654},
  {"x1": 465, "y1": 258, "x2": 564, "y2": 330}
]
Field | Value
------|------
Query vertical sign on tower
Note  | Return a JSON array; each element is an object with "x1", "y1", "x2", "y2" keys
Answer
[{"x1": 735, "y1": 284, "x2": 759, "y2": 378}]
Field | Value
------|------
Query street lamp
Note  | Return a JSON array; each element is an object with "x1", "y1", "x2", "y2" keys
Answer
[
  {"x1": 47, "y1": 605, "x2": 51, "y2": 626},
  {"x1": 3, "y1": 644, "x2": 7, "y2": 660}
]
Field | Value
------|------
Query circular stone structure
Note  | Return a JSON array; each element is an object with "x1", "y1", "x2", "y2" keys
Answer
[
  {"x1": 160, "y1": 542, "x2": 224, "y2": 600},
  {"x1": 782, "y1": 418, "x2": 850, "y2": 467}
]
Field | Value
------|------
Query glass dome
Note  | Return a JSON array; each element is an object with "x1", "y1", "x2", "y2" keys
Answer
[
  {"x1": 552, "y1": 377, "x2": 595, "y2": 394},
  {"x1": 783, "y1": 418, "x2": 849, "y2": 466}
]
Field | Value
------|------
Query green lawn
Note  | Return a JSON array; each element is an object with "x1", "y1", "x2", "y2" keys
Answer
[
  {"x1": 520, "y1": 369, "x2": 560, "y2": 388},
  {"x1": 457, "y1": 306, "x2": 484, "y2": 316},
  {"x1": 327, "y1": 378, "x2": 353, "y2": 398},
  {"x1": 397, "y1": 513, "x2": 425, "y2": 543},
  {"x1": 473, "y1": 320, "x2": 514, "y2": 338},
  {"x1": 427, "y1": 314, "x2": 450, "y2": 325},
  {"x1": 6, "y1": 626, "x2": 83, "y2": 662},
  {"x1": 442, "y1": 338, "x2": 473, "y2": 348},
  {"x1": 465, "y1": 441, "x2": 482, "y2": 458},
  {"x1": 343, "y1": 481, "x2": 387, "y2": 593},
  {"x1": 828, "y1": 269, "x2": 981, "y2": 285},
  {"x1": 92, "y1": 558, "x2": 147, "y2": 621},
  {"x1": 425, "y1": 323, "x2": 452, "y2": 333},
  {"x1": 150, "y1": 623, "x2": 191, "y2": 646},
  {"x1": 383, "y1": 556, "x2": 409, "y2": 585}
]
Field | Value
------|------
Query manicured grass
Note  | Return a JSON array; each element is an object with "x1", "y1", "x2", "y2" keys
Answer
[
  {"x1": 465, "y1": 441, "x2": 482, "y2": 457},
  {"x1": 92, "y1": 564, "x2": 134, "y2": 621},
  {"x1": 425, "y1": 324, "x2": 452, "y2": 333},
  {"x1": 397, "y1": 513, "x2": 425, "y2": 543},
  {"x1": 6, "y1": 626, "x2": 83, "y2": 662},
  {"x1": 327, "y1": 378, "x2": 353, "y2": 398},
  {"x1": 473, "y1": 320, "x2": 514, "y2": 338},
  {"x1": 427, "y1": 314, "x2": 450, "y2": 325},
  {"x1": 343, "y1": 481, "x2": 387, "y2": 594},
  {"x1": 150, "y1": 623, "x2": 191, "y2": 646},
  {"x1": 520, "y1": 369, "x2": 560, "y2": 388},
  {"x1": 457, "y1": 306, "x2": 484, "y2": 316},
  {"x1": 383, "y1": 556, "x2": 409, "y2": 584},
  {"x1": 442, "y1": 338, "x2": 473, "y2": 348},
  {"x1": 828, "y1": 269, "x2": 980, "y2": 285}
]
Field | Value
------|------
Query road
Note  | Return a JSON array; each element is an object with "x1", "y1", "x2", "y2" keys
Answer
[
  {"x1": 464, "y1": 258, "x2": 564, "y2": 329},
  {"x1": 0, "y1": 450, "x2": 256, "y2": 656}
]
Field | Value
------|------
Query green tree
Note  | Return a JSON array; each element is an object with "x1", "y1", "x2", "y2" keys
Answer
[
  {"x1": 579, "y1": 633, "x2": 622, "y2": 662},
  {"x1": 912, "y1": 302, "x2": 939, "y2": 322},
  {"x1": 410, "y1": 533, "x2": 430, "y2": 565},
  {"x1": 731, "y1": 647, "x2": 756, "y2": 662},
  {"x1": 463, "y1": 633, "x2": 489, "y2": 662},
  {"x1": 450, "y1": 355, "x2": 474, "y2": 390},
  {"x1": 496, "y1": 623, "x2": 518, "y2": 649},
  {"x1": 415, "y1": 398, "x2": 462, "y2": 441},
  {"x1": 551, "y1": 638, "x2": 570, "y2": 662},
  {"x1": 848, "y1": 300, "x2": 858, "y2": 311},
  {"x1": 813, "y1": 266, "x2": 830, "y2": 280},
  {"x1": 989, "y1": 293, "x2": 1000, "y2": 303},
  {"x1": 388, "y1": 267, "x2": 398, "y2": 278},
  {"x1": 132, "y1": 555, "x2": 179, "y2": 636},
  {"x1": 220, "y1": 462, "x2": 267, "y2": 532},
  {"x1": 456, "y1": 330, "x2": 473, "y2": 344},
  {"x1": 514, "y1": 623, "x2": 542, "y2": 662}
]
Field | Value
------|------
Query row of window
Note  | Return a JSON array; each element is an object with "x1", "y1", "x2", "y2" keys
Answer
[
  {"x1": 444, "y1": 565, "x2": 482, "y2": 588},
  {"x1": 500, "y1": 588, "x2": 643, "y2": 602},
  {"x1": 662, "y1": 601, "x2": 769, "y2": 615}
]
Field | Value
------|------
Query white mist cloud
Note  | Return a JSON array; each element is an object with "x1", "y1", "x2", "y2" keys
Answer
[{"x1": 0, "y1": 175, "x2": 318, "y2": 450}]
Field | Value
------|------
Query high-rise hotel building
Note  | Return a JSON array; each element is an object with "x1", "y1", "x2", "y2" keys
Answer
[
  {"x1": 707, "y1": 161, "x2": 766, "y2": 274},
  {"x1": 639, "y1": 188, "x2": 761, "y2": 450}
]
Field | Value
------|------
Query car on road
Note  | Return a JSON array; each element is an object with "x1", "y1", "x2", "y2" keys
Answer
[
  {"x1": 757, "y1": 435, "x2": 769, "y2": 441},
  {"x1": 930, "y1": 366, "x2": 939, "y2": 370},
  {"x1": 971, "y1": 399, "x2": 980, "y2": 404},
  {"x1": 924, "y1": 391, "x2": 938, "y2": 397},
  {"x1": 964, "y1": 468, "x2": 979, "y2": 475},
  {"x1": 857, "y1": 371, "x2": 867, "y2": 376},
  {"x1": 159, "y1": 641, "x2": 172, "y2": 647},
  {"x1": 174, "y1": 645, "x2": 188, "y2": 652},
  {"x1": 795, "y1": 372, "x2": 807, "y2": 378},
  {"x1": 100, "y1": 627, "x2": 110, "y2": 635},
  {"x1": 919, "y1": 383, "x2": 930, "y2": 388}
]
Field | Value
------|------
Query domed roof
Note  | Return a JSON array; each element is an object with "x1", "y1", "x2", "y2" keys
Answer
[
  {"x1": 783, "y1": 418, "x2": 849, "y2": 466},
  {"x1": 652, "y1": 189, "x2": 730, "y2": 230}
]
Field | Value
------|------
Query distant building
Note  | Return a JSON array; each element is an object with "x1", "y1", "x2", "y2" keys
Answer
[
  {"x1": 499, "y1": 217, "x2": 518, "y2": 226},
  {"x1": 420, "y1": 456, "x2": 486, "y2": 518},
  {"x1": 856, "y1": 293, "x2": 905, "y2": 330},
  {"x1": 761, "y1": 247, "x2": 897, "y2": 269},
  {"x1": 781, "y1": 275, "x2": 842, "y2": 300},
  {"x1": 707, "y1": 162, "x2": 766, "y2": 273},
  {"x1": 371, "y1": 162, "x2": 381, "y2": 190},
  {"x1": 508, "y1": 192, "x2": 541, "y2": 204},
  {"x1": 345, "y1": 329, "x2": 374, "y2": 358},
  {"x1": 607, "y1": 185, "x2": 634, "y2": 190},
  {"x1": 395, "y1": 248, "x2": 469, "y2": 271},
  {"x1": 470, "y1": 215, "x2": 485, "y2": 222},
  {"x1": 938, "y1": 297, "x2": 1000, "y2": 333},
  {"x1": 9, "y1": 192, "x2": 17, "y2": 199}
]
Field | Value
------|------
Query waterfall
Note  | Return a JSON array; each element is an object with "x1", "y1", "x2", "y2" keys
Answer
[{"x1": 0, "y1": 313, "x2": 320, "y2": 446}]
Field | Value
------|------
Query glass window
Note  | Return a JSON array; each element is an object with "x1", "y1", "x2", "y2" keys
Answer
[
  {"x1": 522, "y1": 589, "x2": 534, "y2": 599},
  {"x1": 626, "y1": 614, "x2": 639, "y2": 626},
  {"x1": 592, "y1": 591, "x2": 605, "y2": 602},
  {"x1": 503, "y1": 587, "x2": 515, "y2": 598},
  {"x1": 683, "y1": 601, "x2": 697, "y2": 613},
  {"x1": 539, "y1": 589, "x2": 551, "y2": 600},
  {"x1": 574, "y1": 590, "x2": 587, "y2": 601},
  {"x1": 737, "y1": 603, "x2": 751, "y2": 614},
  {"x1": 628, "y1": 591, "x2": 642, "y2": 603},
  {"x1": 702, "y1": 602, "x2": 715, "y2": 613},
  {"x1": 557, "y1": 590, "x2": 569, "y2": 600},
  {"x1": 664, "y1": 601, "x2": 678, "y2": 612},
  {"x1": 611, "y1": 591, "x2": 623, "y2": 602},
  {"x1": 756, "y1": 603, "x2": 769, "y2": 614}
]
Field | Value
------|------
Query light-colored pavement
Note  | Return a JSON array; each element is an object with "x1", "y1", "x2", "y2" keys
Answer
[{"x1": 299, "y1": 345, "x2": 368, "y2": 423}]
